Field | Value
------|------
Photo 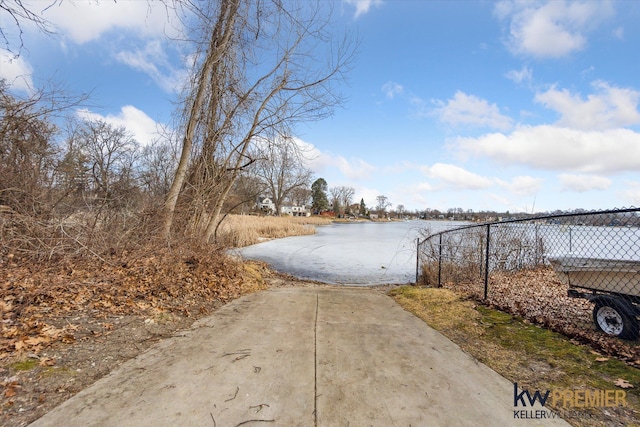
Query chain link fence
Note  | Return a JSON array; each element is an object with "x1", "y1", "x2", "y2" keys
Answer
[{"x1": 416, "y1": 208, "x2": 640, "y2": 341}]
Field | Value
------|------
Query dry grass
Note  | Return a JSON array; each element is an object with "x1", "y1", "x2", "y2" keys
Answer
[
  {"x1": 429, "y1": 266, "x2": 640, "y2": 366},
  {"x1": 215, "y1": 214, "x2": 333, "y2": 247}
]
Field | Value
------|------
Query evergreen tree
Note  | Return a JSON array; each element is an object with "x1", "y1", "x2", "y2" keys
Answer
[
  {"x1": 311, "y1": 178, "x2": 329, "y2": 213},
  {"x1": 359, "y1": 198, "x2": 366, "y2": 215}
]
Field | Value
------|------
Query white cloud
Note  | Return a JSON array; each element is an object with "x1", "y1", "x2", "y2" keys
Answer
[
  {"x1": 382, "y1": 161, "x2": 417, "y2": 175},
  {"x1": 434, "y1": 91, "x2": 513, "y2": 130},
  {"x1": 408, "y1": 95, "x2": 429, "y2": 118},
  {"x1": 381, "y1": 81, "x2": 404, "y2": 99},
  {"x1": 505, "y1": 66, "x2": 533, "y2": 85},
  {"x1": 558, "y1": 173, "x2": 612, "y2": 192},
  {"x1": 618, "y1": 181, "x2": 640, "y2": 207},
  {"x1": 421, "y1": 163, "x2": 494, "y2": 190},
  {"x1": 40, "y1": 1, "x2": 182, "y2": 44},
  {"x1": 296, "y1": 138, "x2": 376, "y2": 181},
  {"x1": 415, "y1": 182, "x2": 435, "y2": 192},
  {"x1": 612, "y1": 26, "x2": 624, "y2": 40},
  {"x1": 115, "y1": 41, "x2": 188, "y2": 93},
  {"x1": 535, "y1": 81, "x2": 640, "y2": 130},
  {"x1": 455, "y1": 125, "x2": 640, "y2": 174},
  {"x1": 344, "y1": 0, "x2": 383, "y2": 18},
  {"x1": 0, "y1": 49, "x2": 33, "y2": 93},
  {"x1": 495, "y1": 0, "x2": 614, "y2": 58},
  {"x1": 28, "y1": 2, "x2": 187, "y2": 93},
  {"x1": 488, "y1": 193, "x2": 513, "y2": 209},
  {"x1": 496, "y1": 175, "x2": 543, "y2": 196},
  {"x1": 334, "y1": 157, "x2": 377, "y2": 180},
  {"x1": 76, "y1": 106, "x2": 162, "y2": 147}
]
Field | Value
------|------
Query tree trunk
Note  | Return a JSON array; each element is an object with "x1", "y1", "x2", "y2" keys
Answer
[{"x1": 160, "y1": 0, "x2": 240, "y2": 241}]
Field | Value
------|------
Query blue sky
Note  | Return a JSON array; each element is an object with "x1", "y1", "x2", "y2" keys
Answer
[{"x1": 2, "y1": 0, "x2": 639, "y2": 213}]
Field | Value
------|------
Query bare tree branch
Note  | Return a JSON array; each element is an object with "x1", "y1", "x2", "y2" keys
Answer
[{"x1": 0, "y1": 0, "x2": 59, "y2": 56}]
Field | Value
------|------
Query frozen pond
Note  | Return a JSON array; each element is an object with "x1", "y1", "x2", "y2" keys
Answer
[{"x1": 235, "y1": 220, "x2": 462, "y2": 285}]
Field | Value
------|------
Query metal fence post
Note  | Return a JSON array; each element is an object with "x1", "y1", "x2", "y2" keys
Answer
[
  {"x1": 534, "y1": 223, "x2": 539, "y2": 266},
  {"x1": 415, "y1": 238, "x2": 419, "y2": 285},
  {"x1": 479, "y1": 231, "x2": 484, "y2": 278},
  {"x1": 484, "y1": 224, "x2": 490, "y2": 299},
  {"x1": 438, "y1": 233, "x2": 443, "y2": 288}
]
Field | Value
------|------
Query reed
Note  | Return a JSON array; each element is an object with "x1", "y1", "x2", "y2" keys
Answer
[{"x1": 216, "y1": 215, "x2": 332, "y2": 247}]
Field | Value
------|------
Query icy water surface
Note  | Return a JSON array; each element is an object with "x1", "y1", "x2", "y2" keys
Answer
[{"x1": 236, "y1": 220, "x2": 461, "y2": 285}]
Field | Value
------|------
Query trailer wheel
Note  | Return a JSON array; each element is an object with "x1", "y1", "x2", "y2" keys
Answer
[{"x1": 592, "y1": 298, "x2": 639, "y2": 340}]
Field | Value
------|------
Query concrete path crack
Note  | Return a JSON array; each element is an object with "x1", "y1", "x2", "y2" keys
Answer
[{"x1": 313, "y1": 291, "x2": 319, "y2": 427}]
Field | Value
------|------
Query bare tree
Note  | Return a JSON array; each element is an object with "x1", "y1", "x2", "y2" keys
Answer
[
  {"x1": 160, "y1": 0, "x2": 355, "y2": 242},
  {"x1": 225, "y1": 172, "x2": 265, "y2": 214},
  {"x1": 0, "y1": 79, "x2": 87, "y2": 214},
  {"x1": 375, "y1": 195, "x2": 391, "y2": 216},
  {"x1": 55, "y1": 119, "x2": 90, "y2": 214},
  {"x1": 330, "y1": 186, "x2": 355, "y2": 215},
  {"x1": 139, "y1": 138, "x2": 178, "y2": 200},
  {"x1": 160, "y1": 0, "x2": 240, "y2": 240},
  {"x1": 76, "y1": 120, "x2": 139, "y2": 207},
  {"x1": 329, "y1": 186, "x2": 354, "y2": 216},
  {"x1": 253, "y1": 137, "x2": 312, "y2": 215},
  {"x1": 0, "y1": 81, "x2": 57, "y2": 215},
  {"x1": 0, "y1": 80, "x2": 92, "y2": 258},
  {"x1": 289, "y1": 186, "x2": 311, "y2": 209},
  {"x1": 329, "y1": 186, "x2": 342, "y2": 215}
]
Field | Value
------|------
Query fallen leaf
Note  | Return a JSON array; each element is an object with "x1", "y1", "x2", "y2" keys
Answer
[
  {"x1": 39, "y1": 357, "x2": 56, "y2": 366},
  {"x1": 25, "y1": 336, "x2": 49, "y2": 346},
  {"x1": 3, "y1": 382, "x2": 19, "y2": 398},
  {"x1": 61, "y1": 334, "x2": 76, "y2": 343},
  {"x1": 595, "y1": 357, "x2": 609, "y2": 362},
  {"x1": 614, "y1": 378, "x2": 634, "y2": 389}
]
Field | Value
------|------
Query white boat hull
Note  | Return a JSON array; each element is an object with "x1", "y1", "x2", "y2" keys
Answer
[{"x1": 547, "y1": 256, "x2": 640, "y2": 298}]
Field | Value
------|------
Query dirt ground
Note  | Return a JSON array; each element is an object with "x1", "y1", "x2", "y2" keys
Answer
[{"x1": 0, "y1": 248, "x2": 276, "y2": 427}]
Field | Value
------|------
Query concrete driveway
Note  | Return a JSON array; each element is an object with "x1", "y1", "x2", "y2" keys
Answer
[{"x1": 29, "y1": 287, "x2": 568, "y2": 426}]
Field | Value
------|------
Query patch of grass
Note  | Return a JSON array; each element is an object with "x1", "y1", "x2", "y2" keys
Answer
[
  {"x1": 390, "y1": 286, "x2": 640, "y2": 427},
  {"x1": 40, "y1": 365, "x2": 76, "y2": 378},
  {"x1": 9, "y1": 358, "x2": 38, "y2": 371},
  {"x1": 151, "y1": 312, "x2": 177, "y2": 324}
]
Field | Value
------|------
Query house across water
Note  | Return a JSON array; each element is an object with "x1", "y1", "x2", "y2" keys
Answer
[{"x1": 256, "y1": 196, "x2": 309, "y2": 216}]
